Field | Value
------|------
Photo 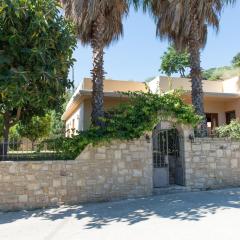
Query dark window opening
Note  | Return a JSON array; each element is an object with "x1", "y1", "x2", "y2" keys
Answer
[
  {"x1": 226, "y1": 111, "x2": 236, "y2": 125},
  {"x1": 206, "y1": 113, "x2": 219, "y2": 130}
]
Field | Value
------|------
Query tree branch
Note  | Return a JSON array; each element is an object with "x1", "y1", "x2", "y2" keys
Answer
[{"x1": 9, "y1": 107, "x2": 22, "y2": 127}]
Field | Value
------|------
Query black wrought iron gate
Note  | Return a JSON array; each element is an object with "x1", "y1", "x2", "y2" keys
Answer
[{"x1": 152, "y1": 127, "x2": 185, "y2": 188}]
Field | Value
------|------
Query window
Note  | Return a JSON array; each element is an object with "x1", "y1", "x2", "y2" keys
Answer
[{"x1": 226, "y1": 111, "x2": 236, "y2": 125}]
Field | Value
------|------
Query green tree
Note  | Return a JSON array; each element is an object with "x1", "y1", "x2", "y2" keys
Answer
[
  {"x1": 17, "y1": 115, "x2": 52, "y2": 150},
  {"x1": 49, "y1": 90, "x2": 73, "y2": 138},
  {"x1": 160, "y1": 46, "x2": 190, "y2": 77},
  {"x1": 232, "y1": 53, "x2": 240, "y2": 67},
  {"x1": 140, "y1": 0, "x2": 235, "y2": 136},
  {"x1": 0, "y1": 0, "x2": 77, "y2": 154},
  {"x1": 0, "y1": 116, "x2": 20, "y2": 141},
  {"x1": 0, "y1": 116, "x2": 21, "y2": 153},
  {"x1": 49, "y1": 111, "x2": 65, "y2": 138},
  {"x1": 61, "y1": 0, "x2": 129, "y2": 126}
]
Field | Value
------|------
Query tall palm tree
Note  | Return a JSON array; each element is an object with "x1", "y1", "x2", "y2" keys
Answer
[
  {"x1": 141, "y1": 0, "x2": 235, "y2": 136},
  {"x1": 61, "y1": 0, "x2": 129, "y2": 126}
]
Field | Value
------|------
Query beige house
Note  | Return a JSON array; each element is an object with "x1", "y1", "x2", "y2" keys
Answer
[{"x1": 62, "y1": 76, "x2": 240, "y2": 135}]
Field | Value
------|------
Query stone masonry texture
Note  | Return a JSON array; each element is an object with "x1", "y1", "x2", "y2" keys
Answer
[
  {"x1": 185, "y1": 137, "x2": 240, "y2": 190},
  {"x1": 0, "y1": 136, "x2": 153, "y2": 211},
  {"x1": 1, "y1": 131, "x2": 240, "y2": 212}
]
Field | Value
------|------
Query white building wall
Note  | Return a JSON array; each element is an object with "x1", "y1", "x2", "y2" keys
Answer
[
  {"x1": 65, "y1": 103, "x2": 84, "y2": 136},
  {"x1": 147, "y1": 77, "x2": 160, "y2": 94},
  {"x1": 222, "y1": 76, "x2": 240, "y2": 93}
]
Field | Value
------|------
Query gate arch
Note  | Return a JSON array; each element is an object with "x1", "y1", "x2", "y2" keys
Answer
[{"x1": 152, "y1": 122, "x2": 185, "y2": 188}]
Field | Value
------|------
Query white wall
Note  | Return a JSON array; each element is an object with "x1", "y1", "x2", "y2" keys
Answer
[
  {"x1": 65, "y1": 103, "x2": 84, "y2": 136},
  {"x1": 147, "y1": 77, "x2": 160, "y2": 94},
  {"x1": 222, "y1": 76, "x2": 240, "y2": 93}
]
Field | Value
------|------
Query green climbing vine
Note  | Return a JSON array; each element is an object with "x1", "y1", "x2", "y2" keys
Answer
[{"x1": 57, "y1": 90, "x2": 201, "y2": 159}]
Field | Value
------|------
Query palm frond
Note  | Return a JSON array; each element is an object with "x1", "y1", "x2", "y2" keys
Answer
[
  {"x1": 61, "y1": 0, "x2": 129, "y2": 46},
  {"x1": 144, "y1": 0, "x2": 228, "y2": 50}
]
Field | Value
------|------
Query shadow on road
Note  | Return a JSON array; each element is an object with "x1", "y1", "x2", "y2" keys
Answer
[{"x1": 1, "y1": 188, "x2": 240, "y2": 229}]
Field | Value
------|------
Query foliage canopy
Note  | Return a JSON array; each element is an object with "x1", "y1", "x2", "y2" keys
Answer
[
  {"x1": 0, "y1": 0, "x2": 76, "y2": 140},
  {"x1": 61, "y1": 0, "x2": 129, "y2": 46},
  {"x1": 17, "y1": 114, "x2": 52, "y2": 144},
  {"x1": 160, "y1": 46, "x2": 190, "y2": 77}
]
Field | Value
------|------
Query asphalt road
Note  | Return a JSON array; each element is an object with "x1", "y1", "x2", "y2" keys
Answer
[{"x1": 1, "y1": 188, "x2": 240, "y2": 240}]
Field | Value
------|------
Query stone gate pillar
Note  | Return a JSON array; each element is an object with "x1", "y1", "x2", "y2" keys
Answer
[{"x1": 176, "y1": 124, "x2": 195, "y2": 189}]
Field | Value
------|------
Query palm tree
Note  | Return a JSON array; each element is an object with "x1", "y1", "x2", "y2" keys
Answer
[
  {"x1": 61, "y1": 0, "x2": 129, "y2": 126},
  {"x1": 141, "y1": 0, "x2": 235, "y2": 136}
]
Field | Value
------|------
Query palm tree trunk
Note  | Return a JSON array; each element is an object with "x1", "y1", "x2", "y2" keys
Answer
[
  {"x1": 189, "y1": 13, "x2": 208, "y2": 137},
  {"x1": 90, "y1": 12, "x2": 105, "y2": 127}
]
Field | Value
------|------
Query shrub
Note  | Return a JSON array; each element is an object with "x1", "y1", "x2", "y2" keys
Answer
[
  {"x1": 57, "y1": 91, "x2": 201, "y2": 159},
  {"x1": 216, "y1": 120, "x2": 240, "y2": 139}
]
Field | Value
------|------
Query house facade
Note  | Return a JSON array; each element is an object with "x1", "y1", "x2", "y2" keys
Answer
[{"x1": 62, "y1": 76, "x2": 240, "y2": 136}]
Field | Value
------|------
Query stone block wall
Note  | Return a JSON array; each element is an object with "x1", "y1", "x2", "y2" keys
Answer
[
  {"x1": 185, "y1": 137, "x2": 240, "y2": 190},
  {"x1": 2, "y1": 127, "x2": 240, "y2": 212},
  {"x1": 0, "y1": 136, "x2": 152, "y2": 211}
]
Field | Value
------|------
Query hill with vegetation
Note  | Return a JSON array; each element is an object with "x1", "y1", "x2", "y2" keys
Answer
[{"x1": 202, "y1": 66, "x2": 240, "y2": 81}]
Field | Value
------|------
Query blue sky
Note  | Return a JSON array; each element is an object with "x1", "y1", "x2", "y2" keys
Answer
[{"x1": 71, "y1": 2, "x2": 240, "y2": 86}]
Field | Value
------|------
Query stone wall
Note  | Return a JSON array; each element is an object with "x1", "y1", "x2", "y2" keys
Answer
[
  {"x1": 2, "y1": 127, "x2": 240, "y2": 212},
  {"x1": 0, "y1": 136, "x2": 152, "y2": 211},
  {"x1": 185, "y1": 137, "x2": 240, "y2": 190}
]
